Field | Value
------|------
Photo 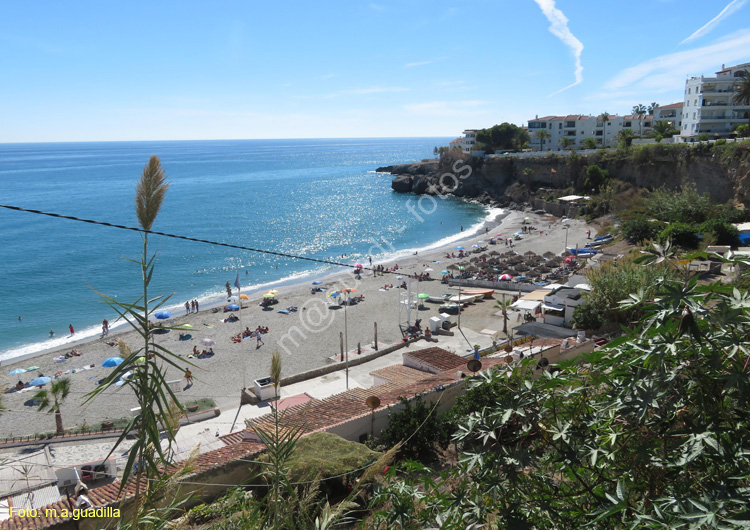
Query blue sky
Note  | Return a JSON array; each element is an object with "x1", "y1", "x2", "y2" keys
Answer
[{"x1": 2, "y1": 0, "x2": 750, "y2": 142}]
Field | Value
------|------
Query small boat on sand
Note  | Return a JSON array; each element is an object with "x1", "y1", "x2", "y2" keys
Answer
[
  {"x1": 448, "y1": 294, "x2": 481, "y2": 304},
  {"x1": 460, "y1": 288, "x2": 495, "y2": 298}
]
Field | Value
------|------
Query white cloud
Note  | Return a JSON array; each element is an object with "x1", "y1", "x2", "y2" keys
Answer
[
  {"x1": 533, "y1": 0, "x2": 584, "y2": 96},
  {"x1": 404, "y1": 60, "x2": 436, "y2": 69},
  {"x1": 680, "y1": 0, "x2": 749, "y2": 45},
  {"x1": 604, "y1": 30, "x2": 750, "y2": 93}
]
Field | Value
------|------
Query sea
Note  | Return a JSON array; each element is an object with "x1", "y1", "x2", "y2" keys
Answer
[{"x1": 0, "y1": 138, "x2": 493, "y2": 363}]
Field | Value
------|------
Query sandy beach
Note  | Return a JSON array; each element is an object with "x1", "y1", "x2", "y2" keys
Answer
[{"x1": 0, "y1": 209, "x2": 592, "y2": 437}]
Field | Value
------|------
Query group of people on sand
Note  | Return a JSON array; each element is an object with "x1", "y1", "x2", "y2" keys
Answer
[
  {"x1": 185, "y1": 299, "x2": 200, "y2": 314},
  {"x1": 190, "y1": 345, "x2": 214, "y2": 358},
  {"x1": 231, "y1": 326, "x2": 269, "y2": 346}
]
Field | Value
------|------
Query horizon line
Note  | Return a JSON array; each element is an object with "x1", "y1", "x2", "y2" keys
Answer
[{"x1": 0, "y1": 135, "x2": 458, "y2": 146}]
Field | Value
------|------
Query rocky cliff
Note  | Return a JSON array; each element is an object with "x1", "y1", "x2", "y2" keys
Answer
[{"x1": 379, "y1": 142, "x2": 750, "y2": 208}]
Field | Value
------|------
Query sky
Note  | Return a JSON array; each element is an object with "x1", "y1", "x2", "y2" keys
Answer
[{"x1": 1, "y1": 0, "x2": 750, "y2": 143}]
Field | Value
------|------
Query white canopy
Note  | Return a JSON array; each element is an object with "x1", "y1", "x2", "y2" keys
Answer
[
  {"x1": 542, "y1": 303, "x2": 565, "y2": 311},
  {"x1": 511, "y1": 300, "x2": 542, "y2": 311}
]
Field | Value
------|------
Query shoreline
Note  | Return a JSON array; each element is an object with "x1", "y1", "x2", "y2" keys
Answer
[
  {"x1": 0, "y1": 208, "x2": 592, "y2": 437},
  {"x1": 0, "y1": 204, "x2": 502, "y2": 366}
]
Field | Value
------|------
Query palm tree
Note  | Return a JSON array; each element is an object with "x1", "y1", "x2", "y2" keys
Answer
[
  {"x1": 537, "y1": 129, "x2": 550, "y2": 152},
  {"x1": 560, "y1": 136, "x2": 574, "y2": 150},
  {"x1": 34, "y1": 378, "x2": 71, "y2": 435},
  {"x1": 616, "y1": 129, "x2": 635, "y2": 149},
  {"x1": 598, "y1": 112, "x2": 610, "y2": 147},
  {"x1": 648, "y1": 102, "x2": 660, "y2": 115},
  {"x1": 632, "y1": 104, "x2": 647, "y2": 137},
  {"x1": 731, "y1": 70, "x2": 750, "y2": 125},
  {"x1": 652, "y1": 120, "x2": 678, "y2": 138}
]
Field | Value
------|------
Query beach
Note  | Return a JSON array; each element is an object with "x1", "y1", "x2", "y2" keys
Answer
[{"x1": 0, "y1": 210, "x2": 592, "y2": 437}]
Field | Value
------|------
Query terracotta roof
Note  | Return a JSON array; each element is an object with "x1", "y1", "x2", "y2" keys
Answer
[
  {"x1": 403, "y1": 347, "x2": 467, "y2": 373},
  {"x1": 370, "y1": 365, "x2": 436, "y2": 385},
  {"x1": 529, "y1": 116, "x2": 558, "y2": 122},
  {"x1": 656, "y1": 102, "x2": 683, "y2": 109},
  {"x1": 0, "y1": 441, "x2": 266, "y2": 530}
]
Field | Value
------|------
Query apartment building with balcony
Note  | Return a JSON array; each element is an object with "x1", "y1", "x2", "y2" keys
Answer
[
  {"x1": 681, "y1": 62, "x2": 750, "y2": 140},
  {"x1": 527, "y1": 113, "x2": 652, "y2": 151},
  {"x1": 461, "y1": 129, "x2": 478, "y2": 153},
  {"x1": 652, "y1": 102, "x2": 683, "y2": 130}
]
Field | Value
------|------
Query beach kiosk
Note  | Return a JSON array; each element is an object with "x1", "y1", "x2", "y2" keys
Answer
[{"x1": 254, "y1": 377, "x2": 276, "y2": 401}]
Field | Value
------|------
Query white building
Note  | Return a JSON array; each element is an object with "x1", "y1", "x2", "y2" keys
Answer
[
  {"x1": 681, "y1": 62, "x2": 750, "y2": 140},
  {"x1": 542, "y1": 286, "x2": 585, "y2": 326},
  {"x1": 527, "y1": 114, "x2": 652, "y2": 152},
  {"x1": 652, "y1": 102, "x2": 683, "y2": 131},
  {"x1": 461, "y1": 129, "x2": 478, "y2": 153}
]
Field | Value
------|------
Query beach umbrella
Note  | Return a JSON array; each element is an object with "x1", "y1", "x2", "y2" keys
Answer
[
  {"x1": 455, "y1": 246, "x2": 465, "y2": 250},
  {"x1": 440, "y1": 269, "x2": 450, "y2": 275},
  {"x1": 354, "y1": 263, "x2": 363, "y2": 268},
  {"x1": 499, "y1": 274, "x2": 513, "y2": 281},
  {"x1": 227, "y1": 304, "x2": 240, "y2": 310},
  {"x1": 312, "y1": 281, "x2": 323, "y2": 285},
  {"x1": 239, "y1": 294, "x2": 249, "y2": 300},
  {"x1": 417, "y1": 293, "x2": 430, "y2": 299},
  {"x1": 262, "y1": 293, "x2": 275, "y2": 299},
  {"x1": 458, "y1": 266, "x2": 466, "y2": 271},
  {"x1": 447, "y1": 264, "x2": 459, "y2": 270},
  {"x1": 29, "y1": 376, "x2": 51, "y2": 387},
  {"x1": 424, "y1": 267, "x2": 434, "y2": 272},
  {"x1": 9, "y1": 368, "x2": 26, "y2": 375},
  {"x1": 226, "y1": 295, "x2": 239, "y2": 303},
  {"x1": 177, "y1": 323, "x2": 193, "y2": 329},
  {"x1": 524, "y1": 217, "x2": 530, "y2": 221},
  {"x1": 102, "y1": 357, "x2": 123, "y2": 368},
  {"x1": 543, "y1": 251, "x2": 556, "y2": 258},
  {"x1": 267, "y1": 289, "x2": 279, "y2": 295},
  {"x1": 396, "y1": 276, "x2": 404, "y2": 280},
  {"x1": 201, "y1": 338, "x2": 216, "y2": 347},
  {"x1": 496, "y1": 233, "x2": 503, "y2": 237},
  {"x1": 154, "y1": 310, "x2": 172, "y2": 320},
  {"x1": 328, "y1": 291, "x2": 340, "y2": 298}
]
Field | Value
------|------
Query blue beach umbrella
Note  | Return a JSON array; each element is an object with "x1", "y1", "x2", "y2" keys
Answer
[
  {"x1": 226, "y1": 304, "x2": 240, "y2": 311},
  {"x1": 102, "y1": 357, "x2": 123, "y2": 368},
  {"x1": 328, "y1": 291, "x2": 340, "y2": 298},
  {"x1": 312, "y1": 281, "x2": 323, "y2": 285},
  {"x1": 9, "y1": 368, "x2": 26, "y2": 376},
  {"x1": 154, "y1": 311, "x2": 172, "y2": 320},
  {"x1": 440, "y1": 270, "x2": 450, "y2": 275},
  {"x1": 29, "y1": 376, "x2": 51, "y2": 387},
  {"x1": 455, "y1": 246, "x2": 465, "y2": 250}
]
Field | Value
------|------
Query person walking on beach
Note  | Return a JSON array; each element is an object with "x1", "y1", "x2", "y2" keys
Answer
[
  {"x1": 191, "y1": 300, "x2": 196, "y2": 312},
  {"x1": 256, "y1": 333, "x2": 264, "y2": 348},
  {"x1": 102, "y1": 319, "x2": 109, "y2": 336},
  {"x1": 185, "y1": 301, "x2": 190, "y2": 314},
  {"x1": 184, "y1": 368, "x2": 193, "y2": 387},
  {"x1": 226, "y1": 281, "x2": 232, "y2": 297},
  {"x1": 194, "y1": 299, "x2": 199, "y2": 312},
  {"x1": 69, "y1": 324, "x2": 75, "y2": 336}
]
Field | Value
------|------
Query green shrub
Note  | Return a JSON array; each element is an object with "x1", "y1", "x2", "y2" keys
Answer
[
  {"x1": 699, "y1": 218, "x2": 739, "y2": 246},
  {"x1": 659, "y1": 222, "x2": 700, "y2": 249},
  {"x1": 571, "y1": 302, "x2": 605, "y2": 330},
  {"x1": 715, "y1": 138, "x2": 727, "y2": 146},
  {"x1": 584, "y1": 164, "x2": 609, "y2": 192},
  {"x1": 381, "y1": 396, "x2": 449, "y2": 463},
  {"x1": 622, "y1": 215, "x2": 661, "y2": 244},
  {"x1": 697, "y1": 133, "x2": 710, "y2": 141},
  {"x1": 644, "y1": 185, "x2": 714, "y2": 224}
]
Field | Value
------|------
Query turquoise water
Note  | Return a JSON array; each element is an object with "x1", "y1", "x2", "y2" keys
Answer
[{"x1": 0, "y1": 138, "x2": 489, "y2": 361}]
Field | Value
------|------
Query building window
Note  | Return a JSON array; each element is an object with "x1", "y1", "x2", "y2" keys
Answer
[
  {"x1": 624, "y1": 121, "x2": 631, "y2": 127},
  {"x1": 693, "y1": 112, "x2": 696, "y2": 119},
  {"x1": 645, "y1": 122, "x2": 651, "y2": 127},
  {"x1": 559, "y1": 123, "x2": 562, "y2": 129},
  {"x1": 688, "y1": 88, "x2": 691, "y2": 94},
  {"x1": 694, "y1": 99, "x2": 698, "y2": 106}
]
